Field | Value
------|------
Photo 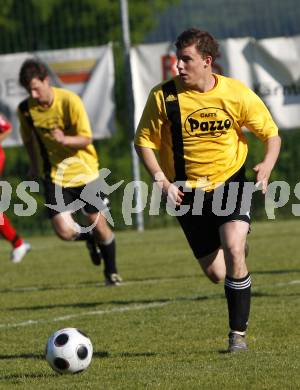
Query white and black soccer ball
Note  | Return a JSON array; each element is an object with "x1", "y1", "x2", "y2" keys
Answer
[{"x1": 45, "y1": 328, "x2": 93, "y2": 374}]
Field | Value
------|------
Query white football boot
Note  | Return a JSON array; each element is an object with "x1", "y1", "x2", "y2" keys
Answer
[{"x1": 11, "y1": 242, "x2": 31, "y2": 263}]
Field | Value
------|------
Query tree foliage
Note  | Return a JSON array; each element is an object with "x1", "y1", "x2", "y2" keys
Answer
[{"x1": 0, "y1": 0, "x2": 179, "y2": 53}]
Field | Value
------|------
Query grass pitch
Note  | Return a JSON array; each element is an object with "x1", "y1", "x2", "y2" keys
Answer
[{"x1": 0, "y1": 220, "x2": 299, "y2": 389}]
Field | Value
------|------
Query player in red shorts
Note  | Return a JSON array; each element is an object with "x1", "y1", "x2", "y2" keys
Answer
[{"x1": 0, "y1": 114, "x2": 31, "y2": 263}]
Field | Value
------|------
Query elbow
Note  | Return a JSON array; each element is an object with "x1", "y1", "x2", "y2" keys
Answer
[
  {"x1": 278, "y1": 135, "x2": 282, "y2": 146},
  {"x1": 84, "y1": 137, "x2": 92, "y2": 147},
  {"x1": 266, "y1": 134, "x2": 281, "y2": 146},
  {"x1": 274, "y1": 134, "x2": 282, "y2": 151}
]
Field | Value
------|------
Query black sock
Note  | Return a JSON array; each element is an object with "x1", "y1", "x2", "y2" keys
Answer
[
  {"x1": 99, "y1": 238, "x2": 117, "y2": 277},
  {"x1": 74, "y1": 231, "x2": 92, "y2": 241},
  {"x1": 224, "y1": 273, "x2": 251, "y2": 332}
]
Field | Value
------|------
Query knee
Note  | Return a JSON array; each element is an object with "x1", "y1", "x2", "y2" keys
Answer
[
  {"x1": 197, "y1": 249, "x2": 226, "y2": 284},
  {"x1": 223, "y1": 242, "x2": 245, "y2": 262},
  {"x1": 223, "y1": 242, "x2": 248, "y2": 278},
  {"x1": 52, "y1": 213, "x2": 78, "y2": 241},
  {"x1": 54, "y1": 226, "x2": 76, "y2": 241},
  {"x1": 205, "y1": 268, "x2": 225, "y2": 284},
  {"x1": 93, "y1": 222, "x2": 112, "y2": 242},
  {"x1": 208, "y1": 273, "x2": 225, "y2": 284}
]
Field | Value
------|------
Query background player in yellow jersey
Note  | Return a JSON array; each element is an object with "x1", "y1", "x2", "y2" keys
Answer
[
  {"x1": 135, "y1": 28, "x2": 281, "y2": 351},
  {"x1": 18, "y1": 58, "x2": 122, "y2": 286}
]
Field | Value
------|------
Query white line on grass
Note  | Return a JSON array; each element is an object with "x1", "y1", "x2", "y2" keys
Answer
[
  {"x1": 1, "y1": 280, "x2": 299, "y2": 330},
  {"x1": 0, "y1": 302, "x2": 171, "y2": 330},
  {"x1": 271, "y1": 280, "x2": 300, "y2": 286}
]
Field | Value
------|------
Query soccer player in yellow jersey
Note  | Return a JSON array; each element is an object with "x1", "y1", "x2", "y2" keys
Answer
[
  {"x1": 135, "y1": 28, "x2": 281, "y2": 351},
  {"x1": 18, "y1": 58, "x2": 122, "y2": 286}
]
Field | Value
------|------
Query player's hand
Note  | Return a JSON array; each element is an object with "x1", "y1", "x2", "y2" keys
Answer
[
  {"x1": 253, "y1": 162, "x2": 273, "y2": 194},
  {"x1": 52, "y1": 128, "x2": 66, "y2": 145},
  {"x1": 155, "y1": 178, "x2": 184, "y2": 206},
  {"x1": 166, "y1": 183, "x2": 184, "y2": 206}
]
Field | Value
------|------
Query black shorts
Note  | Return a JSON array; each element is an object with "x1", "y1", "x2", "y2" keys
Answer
[
  {"x1": 176, "y1": 166, "x2": 250, "y2": 259},
  {"x1": 43, "y1": 178, "x2": 107, "y2": 219}
]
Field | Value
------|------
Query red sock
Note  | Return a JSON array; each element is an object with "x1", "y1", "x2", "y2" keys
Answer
[{"x1": 0, "y1": 213, "x2": 23, "y2": 248}]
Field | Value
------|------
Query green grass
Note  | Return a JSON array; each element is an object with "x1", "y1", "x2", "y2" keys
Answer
[{"x1": 0, "y1": 220, "x2": 299, "y2": 389}]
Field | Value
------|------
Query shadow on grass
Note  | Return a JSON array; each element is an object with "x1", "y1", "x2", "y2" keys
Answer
[
  {"x1": 252, "y1": 269, "x2": 300, "y2": 275},
  {"x1": 1, "y1": 270, "x2": 299, "y2": 296},
  {"x1": 0, "y1": 350, "x2": 155, "y2": 362},
  {"x1": 252, "y1": 291, "x2": 300, "y2": 298},
  {"x1": 119, "y1": 352, "x2": 157, "y2": 358},
  {"x1": 218, "y1": 350, "x2": 229, "y2": 354},
  {"x1": 94, "y1": 351, "x2": 157, "y2": 358},
  {"x1": 7, "y1": 285, "x2": 300, "y2": 312},
  {"x1": 7, "y1": 294, "x2": 218, "y2": 312},
  {"x1": 0, "y1": 274, "x2": 200, "y2": 295},
  {"x1": 0, "y1": 350, "x2": 158, "y2": 381},
  {"x1": 0, "y1": 373, "x2": 56, "y2": 381},
  {"x1": 0, "y1": 353, "x2": 44, "y2": 360}
]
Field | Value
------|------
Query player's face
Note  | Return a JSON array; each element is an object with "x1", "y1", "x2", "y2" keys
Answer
[
  {"x1": 27, "y1": 77, "x2": 53, "y2": 106},
  {"x1": 176, "y1": 44, "x2": 211, "y2": 88}
]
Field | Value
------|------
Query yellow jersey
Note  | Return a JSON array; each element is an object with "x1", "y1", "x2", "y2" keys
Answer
[
  {"x1": 134, "y1": 74, "x2": 278, "y2": 190},
  {"x1": 18, "y1": 87, "x2": 99, "y2": 187}
]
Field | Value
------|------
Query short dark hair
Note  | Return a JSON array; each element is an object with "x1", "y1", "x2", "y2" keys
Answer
[
  {"x1": 175, "y1": 28, "x2": 219, "y2": 63},
  {"x1": 19, "y1": 58, "x2": 49, "y2": 89}
]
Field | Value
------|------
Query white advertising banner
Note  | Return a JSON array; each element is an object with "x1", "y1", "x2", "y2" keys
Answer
[
  {"x1": 0, "y1": 44, "x2": 116, "y2": 146},
  {"x1": 131, "y1": 35, "x2": 300, "y2": 130}
]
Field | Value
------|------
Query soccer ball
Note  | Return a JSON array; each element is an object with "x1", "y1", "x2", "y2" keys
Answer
[{"x1": 45, "y1": 328, "x2": 93, "y2": 374}]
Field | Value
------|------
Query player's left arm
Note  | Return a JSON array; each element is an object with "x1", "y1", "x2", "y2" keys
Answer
[
  {"x1": 52, "y1": 93, "x2": 93, "y2": 149},
  {"x1": 253, "y1": 135, "x2": 281, "y2": 194},
  {"x1": 241, "y1": 87, "x2": 281, "y2": 194},
  {"x1": 51, "y1": 128, "x2": 91, "y2": 149}
]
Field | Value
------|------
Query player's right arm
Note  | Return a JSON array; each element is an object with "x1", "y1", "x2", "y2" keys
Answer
[
  {"x1": 135, "y1": 145, "x2": 183, "y2": 206},
  {"x1": 134, "y1": 87, "x2": 184, "y2": 206}
]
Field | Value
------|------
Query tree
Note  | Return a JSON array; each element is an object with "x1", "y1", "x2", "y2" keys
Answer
[{"x1": 0, "y1": 0, "x2": 179, "y2": 54}]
